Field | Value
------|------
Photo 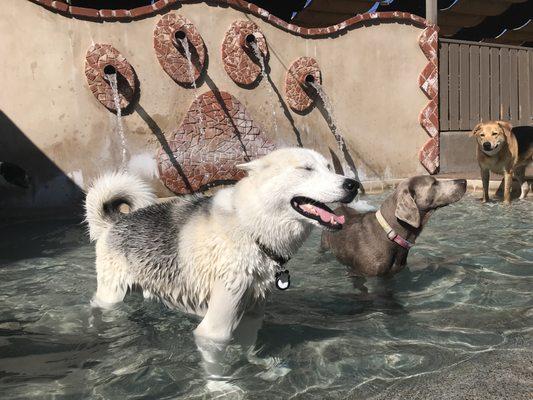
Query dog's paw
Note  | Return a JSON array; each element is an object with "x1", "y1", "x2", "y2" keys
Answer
[{"x1": 90, "y1": 296, "x2": 117, "y2": 310}]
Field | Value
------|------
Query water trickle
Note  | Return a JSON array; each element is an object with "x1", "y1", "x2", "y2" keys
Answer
[
  {"x1": 309, "y1": 81, "x2": 357, "y2": 179},
  {"x1": 179, "y1": 36, "x2": 205, "y2": 135},
  {"x1": 105, "y1": 71, "x2": 128, "y2": 171},
  {"x1": 249, "y1": 39, "x2": 279, "y2": 136}
]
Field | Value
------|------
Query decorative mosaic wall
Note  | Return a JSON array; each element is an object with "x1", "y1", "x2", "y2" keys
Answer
[
  {"x1": 32, "y1": 0, "x2": 440, "y2": 186},
  {"x1": 221, "y1": 20, "x2": 268, "y2": 86},
  {"x1": 153, "y1": 13, "x2": 206, "y2": 85},
  {"x1": 30, "y1": 1, "x2": 430, "y2": 37},
  {"x1": 418, "y1": 26, "x2": 440, "y2": 174},
  {"x1": 285, "y1": 57, "x2": 322, "y2": 112},
  {"x1": 84, "y1": 44, "x2": 136, "y2": 111},
  {"x1": 157, "y1": 91, "x2": 276, "y2": 194}
]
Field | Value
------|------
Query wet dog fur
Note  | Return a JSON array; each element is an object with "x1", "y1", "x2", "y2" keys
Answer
[
  {"x1": 321, "y1": 176, "x2": 466, "y2": 278},
  {"x1": 85, "y1": 147, "x2": 358, "y2": 376}
]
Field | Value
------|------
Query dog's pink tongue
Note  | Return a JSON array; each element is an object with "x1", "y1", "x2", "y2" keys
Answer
[{"x1": 316, "y1": 208, "x2": 345, "y2": 224}]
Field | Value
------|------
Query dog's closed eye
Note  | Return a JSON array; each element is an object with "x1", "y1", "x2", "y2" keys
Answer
[
  {"x1": 492, "y1": 132, "x2": 498, "y2": 136},
  {"x1": 298, "y1": 166, "x2": 314, "y2": 172}
]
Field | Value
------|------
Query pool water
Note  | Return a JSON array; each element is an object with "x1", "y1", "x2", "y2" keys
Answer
[{"x1": 1, "y1": 194, "x2": 532, "y2": 399}]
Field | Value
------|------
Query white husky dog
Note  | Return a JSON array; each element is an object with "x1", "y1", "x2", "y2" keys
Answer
[{"x1": 85, "y1": 147, "x2": 359, "y2": 376}]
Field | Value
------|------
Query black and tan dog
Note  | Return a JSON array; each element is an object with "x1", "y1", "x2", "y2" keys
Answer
[
  {"x1": 471, "y1": 121, "x2": 532, "y2": 203},
  {"x1": 321, "y1": 176, "x2": 466, "y2": 278}
]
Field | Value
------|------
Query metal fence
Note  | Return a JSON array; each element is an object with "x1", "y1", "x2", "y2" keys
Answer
[{"x1": 439, "y1": 38, "x2": 533, "y2": 131}]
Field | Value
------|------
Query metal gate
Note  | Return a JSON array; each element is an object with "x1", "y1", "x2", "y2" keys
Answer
[{"x1": 439, "y1": 38, "x2": 533, "y2": 131}]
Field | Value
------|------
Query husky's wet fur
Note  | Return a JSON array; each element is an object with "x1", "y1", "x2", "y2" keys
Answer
[{"x1": 85, "y1": 148, "x2": 359, "y2": 377}]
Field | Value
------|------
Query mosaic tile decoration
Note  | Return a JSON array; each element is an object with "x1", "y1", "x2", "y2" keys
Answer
[
  {"x1": 38, "y1": 0, "x2": 438, "y2": 174},
  {"x1": 157, "y1": 90, "x2": 277, "y2": 194},
  {"x1": 221, "y1": 20, "x2": 268, "y2": 86},
  {"x1": 418, "y1": 26, "x2": 440, "y2": 174},
  {"x1": 285, "y1": 57, "x2": 322, "y2": 112},
  {"x1": 84, "y1": 44, "x2": 136, "y2": 111},
  {"x1": 31, "y1": 1, "x2": 430, "y2": 36},
  {"x1": 153, "y1": 13, "x2": 206, "y2": 85}
]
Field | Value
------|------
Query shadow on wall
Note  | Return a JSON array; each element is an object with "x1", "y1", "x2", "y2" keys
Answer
[
  {"x1": 0, "y1": 110, "x2": 84, "y2": 217},
  {"x1": 134, "y1": 103, "x2": 194, "y2": 193}
]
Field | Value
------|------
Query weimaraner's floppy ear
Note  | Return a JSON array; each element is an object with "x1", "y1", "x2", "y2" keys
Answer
[{"x1": 395, "y1": 185, "x2": 420, "y2": 228}]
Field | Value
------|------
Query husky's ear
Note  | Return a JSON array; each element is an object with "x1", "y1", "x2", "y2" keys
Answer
[
  {"x1": 470, "y1": 122, "x2": 483, "y2": 137},
  {"x1": 395, "y1": 183, "x2": 420, "y2": 228},
  {"x1": 236, "y1": 158, "x2": 268, "y2": 172},
  {"x1": 497, "y1": 121, "x2": 513, "y2": 140}
]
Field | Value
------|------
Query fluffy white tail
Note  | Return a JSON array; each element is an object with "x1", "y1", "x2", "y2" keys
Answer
[{"x1": 85, "y1": 172, "x2": 157, "y2": 241}]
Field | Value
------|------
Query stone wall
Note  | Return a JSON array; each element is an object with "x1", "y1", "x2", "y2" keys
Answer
[{"x1": 0, "y1": 0, "x2": 436, "y2": 213}]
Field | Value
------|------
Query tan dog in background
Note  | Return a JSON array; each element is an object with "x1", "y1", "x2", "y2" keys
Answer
[{"x1": 471, "y1": 121, "x2": 532, "y2": 203}]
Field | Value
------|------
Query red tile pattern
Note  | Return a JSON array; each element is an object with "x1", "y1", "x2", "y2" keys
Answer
[
  {"x1": 30, "y1": 1, "x2": 430, "y2": 32},
  {"x1": 157, "y1": 90, "x2": 277, "y2": 194},
  {"x1": 285, "y1": 57, "x2": 321, "y2": 112},
  {"x1": 419, "y1": 136, "x2": 439, "y2": 175},
  {"x1": 221, "y1": 20, "x2": 269, "y2": 86},
  {"x1": 153, "y1": 13, "x2": 206, "y2": 85},
  {"x1": 84, "y1": 44, "x2": 136, "y2": 111},
  {"x1": 33, "y1": 0, "x2": 436, "y2": 175},
  {"x1": 417, "y1": 26, "x2": 440, "y2": 174}
]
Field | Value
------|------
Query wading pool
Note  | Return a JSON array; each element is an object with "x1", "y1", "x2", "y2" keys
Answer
[{"x1": 1, "y1": 193, "x2": 532, "y2": 399}]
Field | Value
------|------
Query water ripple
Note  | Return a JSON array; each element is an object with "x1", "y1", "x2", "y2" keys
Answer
[{"x1": 0, "y1": 195, "x2": 531, "y2": 399}]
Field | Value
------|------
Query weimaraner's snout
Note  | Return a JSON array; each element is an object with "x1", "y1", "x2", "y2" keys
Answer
[
  {"x1": 437, "y1": 179, "x2": 467, "y2": 205},
  {"x1": 453, "y1": 179, "x2": 467, "y2": 193}
]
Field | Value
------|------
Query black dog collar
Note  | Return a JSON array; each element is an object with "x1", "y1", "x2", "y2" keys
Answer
[{"x1": 256, "y1": 240, "x2": 291, "y2": 290}]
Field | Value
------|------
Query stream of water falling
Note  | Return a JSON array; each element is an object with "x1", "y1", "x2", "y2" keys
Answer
[
  {"x1": 106, "y1": 73, "x2": 128, "y2": 171},
  {"x1": 179, "y1": 37, "x2": 205, "y2": 135},
  {"x1": 309, "y1": 81, "x2": 357, "y2": 179},
  {"x1": 249, "y1": 40, "x2": 279, "y2": 136}
]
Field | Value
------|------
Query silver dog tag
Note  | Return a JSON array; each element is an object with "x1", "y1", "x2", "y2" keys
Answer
[{"x1": 275, "y1": 270, "x2": 290, "y2": 290}]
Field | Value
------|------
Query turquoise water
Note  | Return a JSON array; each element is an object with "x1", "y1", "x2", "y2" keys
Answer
[{"x1": 0, "y1": 194, "x2": 532, "y2": 399}]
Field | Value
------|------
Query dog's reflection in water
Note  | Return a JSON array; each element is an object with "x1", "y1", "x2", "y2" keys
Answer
[{"x1": 348, "y1": 276, "x2": 405, "y2": 315}]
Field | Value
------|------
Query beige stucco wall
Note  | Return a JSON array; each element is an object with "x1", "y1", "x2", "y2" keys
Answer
[{"x1": 0, "y1": 0, "x2": 429, "y2": 211}]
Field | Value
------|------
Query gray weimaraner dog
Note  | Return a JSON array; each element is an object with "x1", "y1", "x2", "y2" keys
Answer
[{"x1": 321, "y1": 176, "x2": 467, "y2": 278}]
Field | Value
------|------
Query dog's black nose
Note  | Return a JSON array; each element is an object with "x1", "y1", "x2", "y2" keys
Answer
[
  {"x1": 343, "y1": 178, "x2": 359, "y2": 193},
  {"x1": 482, "y1": 142, "x2": 492, "y2": 151},
  {"x1": 339, "y1": 179, "x2": 360, "y2": 203}
]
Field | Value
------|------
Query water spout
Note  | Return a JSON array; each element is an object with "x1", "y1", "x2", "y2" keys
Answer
[
  {"x1": 308, "y1": 81, "x2": 357, "y2": 179},
  {"x1": 174, "y1": 30, "x2": 186, "y2": 41},
  {"x1": 304, "y1": 74, "x2": 315, "y2": 85},
  {"x1": 247, "y1": 37, "x2": 278, "y2": 135},
  {"x1": 172, "y1": 30, "x2": 188, "y2": 52},
  {"x1": 177, "y1": 33, "x2": 205, "y2": 135},
  {"x1": 103, "y1": 64, "x2": 116, "y2": 76},
  {"x1": 105, "y1": 70, "x2": 128, "y2": 171},
  {"x1": 103, "y1": 64, "x2": 117, "y2": 85},
  {"x1": 245, "y1": 33, "x2": 256, "y2": 46}
]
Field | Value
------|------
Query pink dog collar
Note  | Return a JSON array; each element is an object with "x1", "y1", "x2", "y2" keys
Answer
[{"x1": 375, "y1": 209, "x2": 414, "y2": 249}]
